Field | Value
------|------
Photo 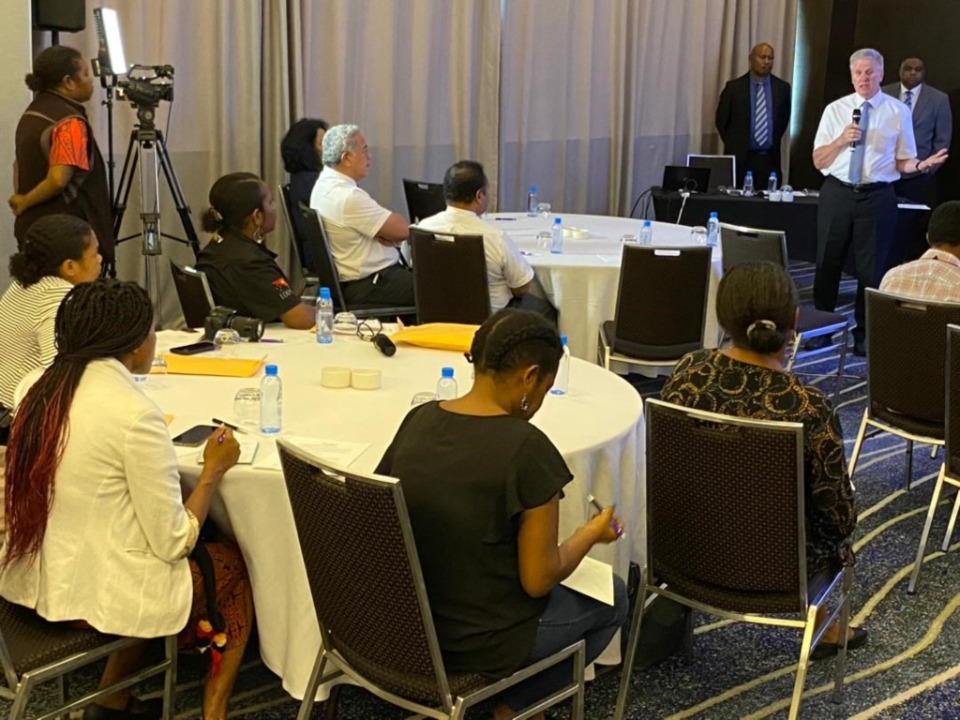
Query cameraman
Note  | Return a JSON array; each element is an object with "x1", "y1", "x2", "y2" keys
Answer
[{"x1": 196, "y1": 173, "x2": 315, "y2": 329}]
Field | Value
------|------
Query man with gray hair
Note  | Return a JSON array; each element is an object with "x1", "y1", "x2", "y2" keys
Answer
[
  {"x1": 310, "y1": 124, "x2": 413, "y2": 307},
  {"x1": 811, "y1": 48, "x2": 948, "y2": 356}
]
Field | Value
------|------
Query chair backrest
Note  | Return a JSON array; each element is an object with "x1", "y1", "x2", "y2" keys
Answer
[
  {"x1": 402, "y1": 179, "x2": 447, "y2": 224},
  {"x1": 612, "y1": 245, "x2": 712, "y2": 360},
  {"x1": 687, "y1": 154, "x2": 737, "y2": 190},
  {"x1": 409, "y1": 227, "x2": 490, "y2": 324},
  {"x1": 866, "y1": 290, "x2": 960, "y2": 430},
  {"x1": 645, "y1": 399, "x2": 807, "y2": 613},
  {"x1": 297, "y1": 205, "x2": 348, "y2": 311},
  {"x1": 718, "y1": 223, "x2": 788, "y2": 274},
  {"x1": 169, "y1": 261, "x2": 215, "y2": 328},
  {"x1": 947, "y1": 324, "x2": 960, "y2": 480},
  {"x1": 278, "y1": 183, "x2": 309, "y2": 273},
  {"x1": 277, "y1": 441, "x2": 454, "y2": 709}
]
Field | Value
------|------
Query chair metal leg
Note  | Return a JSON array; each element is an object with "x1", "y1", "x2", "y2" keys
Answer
[
  {"x1": 942, "y1": 484, "x2": 960, "y2": 551},
  {"x1": 784, "y1": 333, "x2": 801, "y2": 372},
  {"x1": 832, "y1": 568, "x2": 853, "y2": 704},
  {"x1": 682, "y1": 605, "x2": 694, "y2": 661},
  {"x1": 833, "y1": 329, "x2": 849, "y2": 406},
  {"x1": 162, "y1": 635, "x2": 177, "y2": 720},
  {"x1": 905, "y1": 439, "x2": 914, "y2": 491},
  {"x1": 788, "y1": 605, "x2": 819, "y2": 720},
  {"x1": 296, "y1": 651, "x2": 329, "y2": 720},
  {"x1": 323, "y1": 684, "x2": 341, "y2": 720},
  {"x1": 9, "y1": 676, "x2": 32, "y2": 720},
  {"x1": 570, "y1": 642, "x2": 586, "y2": 720},
  {"x1": 931, "y1": 445, "x2": 939, "y2": 459},
  {"x1": 613, "y1": 579, "x2": 649, "y2": 720},
  {"x1": 909, "y1": 467, "x2": 946, "y2": 594},
  {"x1": 847, "y1": 411, "x2": 870, "y2": 489}
]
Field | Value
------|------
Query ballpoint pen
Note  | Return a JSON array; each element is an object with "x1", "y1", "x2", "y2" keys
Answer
[
  {"x1": 259, "y1": 338, "x2": 284, "y2": 343},
  {"x1": 588, "y1": 494, "x2": 624, "y2": 538},
  {"x1": 212, "y1": 417, "x2": 248, "y2": 436}
]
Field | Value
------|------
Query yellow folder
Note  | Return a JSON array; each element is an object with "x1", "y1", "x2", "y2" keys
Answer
[{"x1": 161, "y1": 354, "x2": 263, "y2": 378}]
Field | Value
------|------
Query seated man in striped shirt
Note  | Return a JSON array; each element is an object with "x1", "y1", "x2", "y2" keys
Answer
[
  {"x1": 0, "y1": 214, "x2": 101, "y2": 412},
  {"x1": 880, "y1": 201, "x2": 960, "y2": 303}
]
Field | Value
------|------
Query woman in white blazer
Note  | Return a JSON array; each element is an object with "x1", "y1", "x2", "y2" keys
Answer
[{"x1": 1, "y1": 280, "x2": 252, "y2": 720}]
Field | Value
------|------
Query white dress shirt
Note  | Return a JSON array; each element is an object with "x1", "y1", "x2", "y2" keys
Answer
[
  {"x1": 814, "y1": 90, "x2": 917, "y2": 184},
  {"x1": 0, "y1": 358, "x2": 196, "y2": 638},
  {"x1": 900, "y1": 83, "x2": 921, "y2": 115},
  {"x1": 415, "y1": 207, "x2": 535, "y2": 311},
  {"x1": 310, "y1": 166, "x2": 397, "y2": 282}
]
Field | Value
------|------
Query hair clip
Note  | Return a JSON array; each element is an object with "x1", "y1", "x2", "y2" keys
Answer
[{"x1": 746, "y1": 319, "x2": 778, "y2": 337}]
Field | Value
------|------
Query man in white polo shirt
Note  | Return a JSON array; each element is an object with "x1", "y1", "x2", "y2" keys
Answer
[
  {"x1": 811, "y1": 48, "x2": 948, "y2": 355},
  {"x1": 416, "y1": 161, "x2": 557, "y2": 322},
  {"x1": 310, "y1": 124, "x2": 414, "y2": 307}
]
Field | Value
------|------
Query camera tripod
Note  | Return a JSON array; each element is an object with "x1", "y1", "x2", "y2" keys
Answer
[{"x1": 111, "y1": 104, "x2": 201, "y2": 325}]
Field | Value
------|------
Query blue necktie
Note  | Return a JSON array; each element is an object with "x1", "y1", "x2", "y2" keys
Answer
[
  {"x1": 904, "y1": 89, "x2": 913, "y2": 108},
  {"x1": 754, "y1": 84, "x2": 769, "y2": 148},
  {"x1": 848, "y1": 102, "x2": 871, "y2": 185}
]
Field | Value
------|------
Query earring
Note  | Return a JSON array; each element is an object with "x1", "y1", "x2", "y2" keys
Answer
[
  {"x1": 253, "y1": 223, "x2": 264, "y2": 243},
  {"x1": 520, "y1": 394, "x2": 530, "y2": 413}
]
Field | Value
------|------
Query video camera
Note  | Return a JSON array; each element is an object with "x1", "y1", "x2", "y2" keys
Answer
[
  {"x1": 203, "y1": 306, "x2": 265, "y2": 343},
  {"x1": 118, "y1": 64, "x2": 175, "y2": 108}
]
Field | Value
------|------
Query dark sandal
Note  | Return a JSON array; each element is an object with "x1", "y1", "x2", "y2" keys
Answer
[
  {"x1": 83, "y1": 696, "x2": 163, "y2": 720},
  {"x1": 810, "y1": 625, "x2": 869, "y2": 661}
]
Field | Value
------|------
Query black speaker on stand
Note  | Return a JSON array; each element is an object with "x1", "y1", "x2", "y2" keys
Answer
[{"x1": 32, "y1": 0, "x2": 85, "y2": 44}]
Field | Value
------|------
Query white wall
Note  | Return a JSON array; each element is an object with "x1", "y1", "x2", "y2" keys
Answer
[{"x1": 0, "y1": 2, "x2": 33, "y2": 287}]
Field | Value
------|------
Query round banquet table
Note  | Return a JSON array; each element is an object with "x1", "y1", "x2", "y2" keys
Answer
[
  {"x1": 486, "y1": 212, "x2": 723, "y2": 363},
  {"x1": 145, "y1": 326, "x2": 645, "y2": 700}
]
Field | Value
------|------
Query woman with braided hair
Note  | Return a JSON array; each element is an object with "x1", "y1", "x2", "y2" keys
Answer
[
  {"x1": 377, "y1": 309, "x2": 628, "y2": 719},
  {"x1": 0, "y1": 280, "x2": 254, "y2": 720}
]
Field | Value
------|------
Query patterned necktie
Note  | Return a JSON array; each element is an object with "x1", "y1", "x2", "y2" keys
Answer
[
  {"x1": 754, "y1": 84, "x2": 769, "y2": 147},
  {"x1": 848, "y1": 101, "x2": 871, "y2": 184},
  {"x1": 904, "y1": 89, "x2": 913, "y2": 108}
]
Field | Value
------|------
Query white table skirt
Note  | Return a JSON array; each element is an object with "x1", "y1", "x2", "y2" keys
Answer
[
  {"x1": 146, "y1": 327, "x2": 645, "y2": 698},
  {"x1": 487, "y1": 213, "x2": 723, "y2": 363}
]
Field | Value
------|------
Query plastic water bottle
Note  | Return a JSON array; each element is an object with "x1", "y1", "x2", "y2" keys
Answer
[
  {"x1": 260, "y1": 364, "x2": 282, "y2": 434},
  {"x1": 767, "y1": 172, "x2": 778, "y2": 193},
  {"x1": 639, "y1": 220, "x2": 653, "y2": 246},
  {"x1": 550, "y1": 217, "x2": 564, "y2": 254},
  {"x1": 527, "y1": 186, "x2": 538, "y2": 216},
  {"x1": 436, "y1": 367, "x2": 458, "y2": 400},
  {"x1": 549, "y1": 335, "x2": 571, "y2": 396},
  {"x1": 316, "y1": 287, "x2": 334, "y2": 344},
  {"x1": 706, "y1": 212, "x2": 720, "y2": 248},
  {"x1": 742, "y1": 171, "x2": 755, "y2": 197}
]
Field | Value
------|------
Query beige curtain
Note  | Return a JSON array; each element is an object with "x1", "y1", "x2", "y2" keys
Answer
[{"x1": 499, "y1": 0, "x2": 798, "y2": 217}]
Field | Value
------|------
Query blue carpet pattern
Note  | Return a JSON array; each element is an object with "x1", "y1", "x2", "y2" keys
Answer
[{"x1": 4, "y1": 264, "x2": 959, "y2": 719}]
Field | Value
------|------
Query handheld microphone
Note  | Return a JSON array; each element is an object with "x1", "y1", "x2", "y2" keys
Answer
[
  {"x1": 850, "y1": 107, "x2": 862, "y2": 149},
  {"x1": 372, "y1": 333, "x2": 397, "y2": 357}
]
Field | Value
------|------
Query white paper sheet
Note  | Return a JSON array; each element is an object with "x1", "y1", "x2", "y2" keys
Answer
[
  {"x1": 253, "y1": 436, "x2": 371, "y2": 471},
  {"x1": 560, "y1": 555, "x2": 615, "y2": 606},
  {"x1": 196, "y1": 434, "x2": 260, "y2": 465}
]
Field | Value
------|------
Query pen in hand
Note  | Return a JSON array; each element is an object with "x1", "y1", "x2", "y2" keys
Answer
[
  {"x1": 212, "y1": 417, "x2": 247, "y2": 436},
  {"x1": 588, "y1": 494, "x2": 624, "y2": 538}
]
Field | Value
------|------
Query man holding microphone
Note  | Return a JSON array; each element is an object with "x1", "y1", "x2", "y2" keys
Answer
[{"x1": 811, "y1": 48, "x2": 948, "y2": 356}]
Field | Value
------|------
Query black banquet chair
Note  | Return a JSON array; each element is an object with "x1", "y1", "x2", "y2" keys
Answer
[
  {"x1": 614, "y1": 399, "x2": 853, "y2": 720},
  {"x1": 598, "y1": 245, "x2": 712, "y2": 375},
  {"x1": 409, "y1": 227, "x2": 490, "y2": 324},
  {"x1": 848, "y1": 290, "x2": 960, "y2": 490},
  {"x1": 402, "y1": 179, "x2": 446, "y2": 224},
  {"x1": 169, "y1": 261, "x2": 215, "y2": 329},
  {"x1": 277, "y1": 440, "x2": 587, "y2": 720},
  {"x1": 0, "y1": 599, "x2": 177, "y2": 720},
  {"x1": 909, "y1": 324, "x2": 960, "y2": 593}
]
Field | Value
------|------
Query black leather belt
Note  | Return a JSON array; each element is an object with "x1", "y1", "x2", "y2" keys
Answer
[
  {"x1": 747, "y1": 149, "x2": 772, "y2": 156},
  {"x1": 830, "y1": 176, "x2": 889, "y2": 192}
]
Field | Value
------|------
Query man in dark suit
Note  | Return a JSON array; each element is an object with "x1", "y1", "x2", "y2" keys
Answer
[
  {"x1": 715, "y1": 43, "x2": 792, "y2": 188},
  {"x1": 882, "y1": 57, "x2": 953, "y2": 203}
]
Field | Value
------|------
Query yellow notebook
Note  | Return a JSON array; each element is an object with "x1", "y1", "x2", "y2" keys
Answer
[
  {"x1": 390, "y1": 323, "x2": 479, "y2": 353},
  {"x1": 161, "y1": 354, "x2": 263, "y2": 378}
]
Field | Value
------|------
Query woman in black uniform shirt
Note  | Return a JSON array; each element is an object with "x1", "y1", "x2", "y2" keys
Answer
[{"x1": 377, "y1": 310, "x2": 628, "y2": 719}]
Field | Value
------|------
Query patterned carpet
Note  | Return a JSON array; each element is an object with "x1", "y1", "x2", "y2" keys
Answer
[{"x1": 5, "y1": 265, "x2": 960, "y2": 719}]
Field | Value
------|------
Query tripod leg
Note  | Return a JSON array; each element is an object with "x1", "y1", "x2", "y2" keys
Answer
[
  {"x1": 156, "y1": 132, "x2": 201, "y2": 258},
  {"x1": 113, "y1": 131, "x2": 140, "y2": 240}
]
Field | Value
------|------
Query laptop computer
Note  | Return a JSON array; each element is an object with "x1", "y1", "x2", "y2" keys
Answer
[
  {"x1": 687, "y1": 154, "x2": 737, "y2": 190},
  {"x1": 660, "y1": 165, "x2": 711, "y2": 193}
]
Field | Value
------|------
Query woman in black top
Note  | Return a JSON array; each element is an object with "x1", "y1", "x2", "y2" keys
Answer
[
  {"x1": 377, "y1": 310, "x2": 627, "y2": 719},
  {"x1": 281, "y1": 118, "x2": 328, "y2": 271},
  {"x1": 661, "y1": 262, "x2": 865, "y2": 659},
  {"x1": 195, "y1": 172, "x2": 315, "y2": 329}
]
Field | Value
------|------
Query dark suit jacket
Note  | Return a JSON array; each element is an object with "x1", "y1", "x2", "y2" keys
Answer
[
  {"x1": 882, "y1": 82, "x2": 952, "y2": 175},
  {"x1": 715, "y1": 73, "x2": 792, "y2": 178}
]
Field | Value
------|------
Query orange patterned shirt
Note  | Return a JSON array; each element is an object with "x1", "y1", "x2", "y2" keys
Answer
[{"x1": 47, "y1": 117, "x2": 90, "y2": 172}]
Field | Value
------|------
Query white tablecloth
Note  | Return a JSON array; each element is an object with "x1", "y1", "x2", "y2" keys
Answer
[
  {"x1": 487, "y1": 213, "x2": 723, "y2": 363},
  {"x1": 145, "y1": 327, "x2": 644, "y2": 699}
]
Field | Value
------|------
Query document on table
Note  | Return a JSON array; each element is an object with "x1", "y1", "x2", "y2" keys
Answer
[
  {"x1": 254, "y1": 436, "x2": 371, "y2": 471},
  {"x1": 194, "y1": 434, "x2": 260, "y2": 465},
  {"x1": 561, "y1": 555, "x2": 615, "y2": 606}
]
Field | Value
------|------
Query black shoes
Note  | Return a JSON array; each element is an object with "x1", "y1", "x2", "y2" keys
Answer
[
  {"x1": 803, "y1": 336, "x2": 833, "y2": 351},
  {"x1": 810, "y1": 625, "x2": 869, "y2": 661},
  {"x1": 853, "y1": 338, "x2": 866, "y2": 357},
  {"x1": 83, "y1": 697, "x2": 163, "y2": 720}
]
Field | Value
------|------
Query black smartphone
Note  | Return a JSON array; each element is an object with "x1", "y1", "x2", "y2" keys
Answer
[
  {"x1": 171, "y1": 424, "x2": 218, "y2": 447},
  {"x1": 170, "y1": 341, "x2": 216, "y2": 355}
]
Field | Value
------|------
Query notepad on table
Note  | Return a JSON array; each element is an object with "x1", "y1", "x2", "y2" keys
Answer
[
  {"x1": 561, "y1": 556, "x2": 615, "y2": 606},
  {"x1": 196, "y1": 434, "x2": 260, "y2": 465},
  {"x1": 162, "y1": 354, "x2": 263, "y2": 378}
]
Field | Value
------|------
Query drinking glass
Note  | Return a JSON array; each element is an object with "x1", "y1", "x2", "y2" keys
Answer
[
  {"x1": 214, "y1": 329, "x2": 243, "y2": 357},
  {"x1": 620, "y1": 234, "x2": 638, "y2": 244},
  {"x1": 233, "y1": 388, "x2": 261, "y2": 426},
  {"x1": 537, "y1": 202, "x2": 552, "y2": 218},
  {"x1": 690, "y1": 226, "x2": 708, "y2": 246},
  {"x1": 536, "y1": 231, "x2": 552, "y2": 252}
]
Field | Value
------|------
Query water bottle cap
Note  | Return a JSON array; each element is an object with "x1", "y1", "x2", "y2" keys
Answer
[
  {"x1": 769, "y1": 172, "x2": 777, "y2": 177},
  {"x1": 529, "y1": 186, "x2": 537, "y2": 193},
  {"x1": 560, "y1": 334, "x2": 568, "y2": 345},
  {"x1": 319, "y1": 287, "x2": 331, "y2": 300},
  {"x1": 709, "y1": 211, "x2": 718, "y2": 218},
  {"x1": 553, "y1": 217, "x2": 562, "y2": 224},
  {"x1": 745, "y1": 171, "x2": 753, "y2": 176},
  {"x1": 441, "y1": 367, "x2": 454, "y2": 378},
  {"x1": 643, "y1": 220, "x2": 652, "y2": 227},
  {"x1": 265, "y1": 364, "x2": 278, "y2": 376}
]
